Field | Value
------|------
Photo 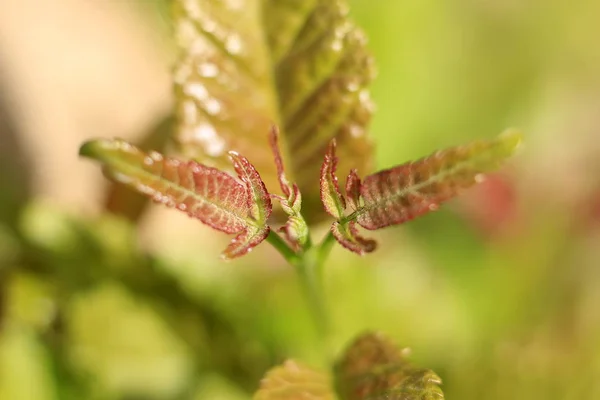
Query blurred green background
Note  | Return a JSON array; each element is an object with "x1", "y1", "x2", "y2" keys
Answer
[{"x1": 1, "y1": 0, "x2": 600, "y2": 399}]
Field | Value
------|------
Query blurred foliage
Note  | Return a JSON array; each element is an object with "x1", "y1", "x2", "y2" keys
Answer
[
  {"x1": 1, "y1": 0, "x2": 600, "y2": 399},
  {"x1": 171, "y1": 0, "x2": 375, "y2": 223}
]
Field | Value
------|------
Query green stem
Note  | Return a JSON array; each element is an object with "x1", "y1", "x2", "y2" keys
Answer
[
  {"x1": 266, "y1": 229, "x2": 335, "y2": 358},
  {"x1": 295, "y1": 249, "x2": 329, "y2": 341},
  {"x1": 317, "y1": 231, "x2": 336, "y2": 263},
  {"x1": 266, "y1": 230, "x2": 300, "y2": 265}
]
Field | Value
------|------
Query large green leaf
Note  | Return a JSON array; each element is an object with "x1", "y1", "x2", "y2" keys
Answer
[
  {"x1": 172, "y1": 0, "x2": 375, "y2": 222},
  {"x1": 335, "y1": 332, "x2": 444, "y2": 400}
]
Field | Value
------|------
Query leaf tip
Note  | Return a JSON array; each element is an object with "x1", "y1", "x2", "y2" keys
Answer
[
  {"x1": 79, "y1": 139, "x2": 104, "y2": 159},
  {"x1": 498, "y1": 128, "x2": 523, "y2": 154}
]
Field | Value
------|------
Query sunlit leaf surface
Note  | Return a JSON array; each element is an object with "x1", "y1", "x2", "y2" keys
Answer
[{"x1": 172, "y1": 0, "x2": 375, "y2": 223}]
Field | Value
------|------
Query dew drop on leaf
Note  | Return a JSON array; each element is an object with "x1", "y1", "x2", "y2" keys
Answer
[
  {"x1": 198, "y1": 62, "x2": 219, "y2": 78},
  {"x1": 225, "y1": 34, "x2": 243, "y2": 54}
]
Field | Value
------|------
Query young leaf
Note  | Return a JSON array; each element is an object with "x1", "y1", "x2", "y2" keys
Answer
[
  {"x1": 229, "y1": 151, "x2": 272, "y2": 225},
  {"x1": 79, "y1": 139, "x2": 271, "y2": 259},
  {"x1": 331, "y1": 221, "x2": 376, "y2": 256},
  {"x1": 172, "y1": 0, "x2": 375, "y2": 224},
  {"x1": 269, "y1": 125, "x2": 292, "y2": 199},
  {"x1": 351, "y1": 130, "x2": 522, "y2": 230},
  {"x1": 254, "y1": 360, "x2": 336, "y2": 400},
  {"x1": 270, "y1": 126, "x2": 309, "y2": 250},
  {"x1": 320, "y1": 140, "x2": 375, "y2": 254},
  {"x1": 223, "y1": 225, "x2": 270, "y2": 259},
  {"x1": 320, "y1": 139, "x2": 347, "y2": 220},
  {"x1": 103, "y1": 115, "x2": 174, "y2": 221},
  {"x1": 345, "y1": 169, "x2": 362, "y2": 212},
  {"x1": 335, "y1": 332, "x2": 444, "y2": 400}
]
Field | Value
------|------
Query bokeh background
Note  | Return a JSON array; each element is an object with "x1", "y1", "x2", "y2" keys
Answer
[{"x1": 1, "y1": 0, "x2": 600, "y2": 399}]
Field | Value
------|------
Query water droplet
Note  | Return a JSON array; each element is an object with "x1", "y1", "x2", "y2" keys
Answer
[
  {"x1": 191, "y1": 123, "x2": 226, "y2": 157},
  {"x1": 428, "y1": 204, "x2": 439, "y2": 211},
  {"x1": 117, "y1": 141, "x2": 133, "y2": 152},
  {"x1": 183, "y1": 0, "x2": 202, "y2": 20},
  {"x1": 331, "y1": 39, "x2": 343, "y2": 52},
  {"x1": 143, "y1": 156, "x2": 154, "y2": 166},
  {"x1": 183, "y1": 100, "x2": 197, "y2": 124},
  {"x1": 174, "y1": 62, "x2": 192, "y2": 84},
  {"x1": 359, "y1": 89, "x2": 376, "y2": 112},
  {"x1": 205, "y1": 98, "x2": 221, "y2": 115},
  {"x1": 349, "y1": 124, "x2": 364, "y2": 138},
  {"x1": 347, "y1": 80, "x2": 360, "y2": 92},
  {"x1": 193, "y1": 123, "x2": 216, "y2": 141},
  {"x1": 224, "y1": 0, "x2": 243, "y2": 10},
  {"x1": 207, "y1": 139, "x2": 226, "y2": 157},
  {"x1": 190, "y1": 37, "x2": 209, "y2": 56},
  {"x1": 225, "y1": 34, "x2": 242, "y2": 54},
  {"x1": 185, "y1": 82, "x2": 208, "y2": 100},
  {"x1": 177, "y1": 203, "x2": 187, "y2": 211},
  {"x1": 150, "y1": 152, "x2": 163, "y2": 162},
  {"x1": 202, "y1": 18, "x2": 217, "y2": 34},
  {"x1": 198, "y1": 62, "x2": 219, "y2": 78},
  {"x1": 178, "y1": 20, "x2": 199, "y2": 43}
]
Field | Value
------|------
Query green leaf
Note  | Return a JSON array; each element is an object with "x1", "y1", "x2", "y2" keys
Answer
[
  {"x1": 254, "y1": 360, "x2": 336, "y2": 400},
  {"x1": 335, "y1": 332, "x2": 444, "y2": 400},
  {"x1": 80, "y1": 138, "x2": 271, "y2": 259},
  {"x1": 172, "y1": 0, "x2": 375, "y2": 223}
]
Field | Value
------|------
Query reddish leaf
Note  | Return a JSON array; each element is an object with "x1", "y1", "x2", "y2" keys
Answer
[
  {"x1": 335, "y1": 332, "x2": 444, "y2": 400},
  {"x1": 229, "y1": 151, "x2": 272, "y2": 224},
  {"x1": 320, "y1": 139, "x2": 347, "y2": 220},
  {"x1": 80, "y1": 139, "x2": 271, "y2": 259},
  {"x1": 353, "y1": 130, "x2": 522, "y2": 230},
  {"x1": 269, "y1": 125, "x2": 292, "y2": 198},
  {"x1": 345, "y1": 169, "x2": 362, "y2": 211},
  {"x1": 331, "y1": 221, "x2": 376, "y2": 255},
  {"x1": 223, "y1": 225, "x2": 270, "y2": 260},
  {"x1": 270, "y1": 125, "x2": 309, "y2": 250},
  {"x1": 274, "y1": 183, "x2": 308, "y2": 251}
]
